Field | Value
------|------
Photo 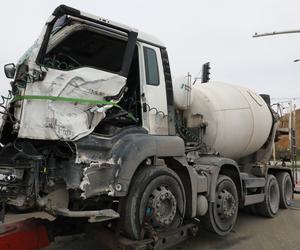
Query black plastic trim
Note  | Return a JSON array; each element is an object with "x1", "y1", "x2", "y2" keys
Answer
[
  {"x1": 35, "y1": 19, "x2": 57, "y2": 65},
  {"x1": 161, "y1": 48, "x2": 175, "y2": 135},
  {"x1": 53, "y1": 5, "x2": 129, "y2": 34},
  {"x1": 119, "y1": 31, "x2": 138, "y2": 77},
  {"x1": 53, "y1": 5, "x2": 80, "y2": 18}
]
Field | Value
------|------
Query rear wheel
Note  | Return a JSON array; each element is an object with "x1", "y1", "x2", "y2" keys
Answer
[
  {"x1": 202, "y1": 175, "x2": 238, "y2": 235},
  {"x1": 276, "y1": 172, "x2": 293, "y2": 209},
  {"x1": 256, "y1": 174, "x2": 279, "y2": 217},
  {"x1": 122, "y1": 166, "x2": 186, "y2": 240}
]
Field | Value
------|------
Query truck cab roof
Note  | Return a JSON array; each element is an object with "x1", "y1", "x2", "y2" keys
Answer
[
  {"x1": 137, "y1": 31, "x2": 165, "y2": 48},
  {"x1": 53, "y1": 5, "x2": 166, "y2": 48}
]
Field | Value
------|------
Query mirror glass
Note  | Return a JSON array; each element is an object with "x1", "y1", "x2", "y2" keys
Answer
[{"x1": 4, "y1": 63, "x2": 16, "y2": 79}]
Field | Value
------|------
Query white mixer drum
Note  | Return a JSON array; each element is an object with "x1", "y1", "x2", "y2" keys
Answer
[
  {"x1": 187, "y1": 82, "x2": 273, "y2": 159},
  {"x1": 173, "y1": 75, "x2": 193, "y2": 110}
]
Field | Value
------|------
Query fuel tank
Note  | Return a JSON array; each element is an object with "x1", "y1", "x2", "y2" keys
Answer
[{"x1": 174, "y1": 81, "x2": 273, "y2": 159}]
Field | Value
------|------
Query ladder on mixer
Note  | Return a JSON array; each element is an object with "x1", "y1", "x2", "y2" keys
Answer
[
  {"x1": 290, "y1": 104, "x2": 298, "y2": 184},
  {"x1": 273, "y1": 102, "x2": 298, "y2": 186}
]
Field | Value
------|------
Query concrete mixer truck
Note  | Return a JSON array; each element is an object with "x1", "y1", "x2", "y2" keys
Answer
[{"x1": 0, "y1": 5, "x2": 294, "y2": 246}]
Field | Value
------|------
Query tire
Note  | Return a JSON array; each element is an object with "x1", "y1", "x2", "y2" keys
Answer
[
  {"x1": 121, "y1": 166, "x2": 186, "y2": 240},
  {"x1": 256, "y1": 174, "x2": 280, "y2": 218},
  {"x1": 276, "y1": 172, "x2": 293, "y2": 209},
  {"x1": 202, "y1": 175, "x2": 238, "y2": 236}
]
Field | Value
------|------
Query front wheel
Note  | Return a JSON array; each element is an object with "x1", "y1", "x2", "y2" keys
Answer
[
  {"x1": 121, "y1": 166, "x2": 186, "y2": 240},
  {"x1": 202, "y1": 175, "x2": 238, "y2": 236}
]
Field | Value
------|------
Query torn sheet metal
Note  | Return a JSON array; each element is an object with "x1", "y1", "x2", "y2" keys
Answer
[{"x1": 17, "y1": 67, "x2": 126, "y2": 140}]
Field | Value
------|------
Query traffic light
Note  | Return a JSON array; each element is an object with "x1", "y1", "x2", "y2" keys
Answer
[{"x1": 201, "y1": 62, "x2": 210, "y2": 83}]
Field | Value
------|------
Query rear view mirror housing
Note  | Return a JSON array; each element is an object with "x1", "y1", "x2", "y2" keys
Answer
[{"x1": 4, "y1": 63, "x2": 16, "y2": 79}]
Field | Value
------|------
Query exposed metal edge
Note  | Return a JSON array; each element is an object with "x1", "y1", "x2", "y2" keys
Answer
[{"x1": 54, "y1": 208, "x2": 120, "y2": 222}]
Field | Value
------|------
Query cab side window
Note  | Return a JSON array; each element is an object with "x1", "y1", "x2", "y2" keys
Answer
[{"x1": 143, "y1": 47, "x2": 160, "y2": 86}]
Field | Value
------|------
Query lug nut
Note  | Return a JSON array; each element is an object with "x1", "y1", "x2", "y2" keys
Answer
[{"x1": 115, "y1": 183, "x2": 122, "y2": 191}]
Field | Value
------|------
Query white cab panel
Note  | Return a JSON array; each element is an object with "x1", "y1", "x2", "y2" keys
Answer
[{"x1": 140, "y1": 44, "x2": 168, "y2": 135}]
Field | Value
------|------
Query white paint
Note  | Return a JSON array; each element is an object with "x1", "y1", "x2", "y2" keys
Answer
[
  {"x1": 18, "y1": 68, "x2": 126, "y2": 140},
  {"x1": 140, "y1": 43, "x2": 168, "y2": 135},
  {"x1": 173, "y1": 75, "x2": 193, "y2": 110},
  {"x1": 80, "y1": 166, "x2": 91, "y2": 199},
  {"x1": 185, "y1": 82, "x2": 273, "y2": 159}
]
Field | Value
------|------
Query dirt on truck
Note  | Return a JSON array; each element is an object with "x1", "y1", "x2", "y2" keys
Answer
[{"x1": 0, "y1": 5, "x2": 295, "y2": 247}]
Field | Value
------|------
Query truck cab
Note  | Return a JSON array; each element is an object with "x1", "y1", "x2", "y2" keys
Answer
[{"x1": 4, "y1": 9, "x2": 172, "y2": 142}]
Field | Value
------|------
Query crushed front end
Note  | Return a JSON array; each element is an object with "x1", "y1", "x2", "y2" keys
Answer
[{"x1": 0, "y1": 5, "x2": 141, "y2": 223}]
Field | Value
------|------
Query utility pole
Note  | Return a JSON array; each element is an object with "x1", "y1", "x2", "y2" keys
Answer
[
  {"x1": 254, "y1": 29, "x2": 298, "y2": 180},
  {"x1": 253, "y1": 29, "x2": 300, "y2": 38}
]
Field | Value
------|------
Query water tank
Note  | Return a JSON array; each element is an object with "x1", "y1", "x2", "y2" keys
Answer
[{"x1": 178, "y1": 82, "x2": 273, "y2": 160}]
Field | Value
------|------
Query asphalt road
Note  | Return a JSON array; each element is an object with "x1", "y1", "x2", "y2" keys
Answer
[{"x1": 5, "y1": 194, "x2": 300, "y2": 250}]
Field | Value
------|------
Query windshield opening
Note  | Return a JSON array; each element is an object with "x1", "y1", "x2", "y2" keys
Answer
[{"x1": 43, "y1": 28, "x2": 127, "y2": 73}]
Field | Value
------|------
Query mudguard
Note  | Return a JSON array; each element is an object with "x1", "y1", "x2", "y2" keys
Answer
[
  {"x1": 195, "y1": 156, "x2": 243, "y2": 202},
  {"x1": 74, "y1": 126, "x2": 185, "y2": 198}
]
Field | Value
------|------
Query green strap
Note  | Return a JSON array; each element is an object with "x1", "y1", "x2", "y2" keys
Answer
[
  {"x1": 13, "y1": 95, "x2": 137, "y2": 121},
  {"x1": 13, "y1": 95, "x2": 120, "y2": 107}
]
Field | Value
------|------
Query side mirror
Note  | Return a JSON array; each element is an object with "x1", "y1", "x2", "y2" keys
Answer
[{"x1": 4, "y1": 63, "x2": 16, "y2": 79}]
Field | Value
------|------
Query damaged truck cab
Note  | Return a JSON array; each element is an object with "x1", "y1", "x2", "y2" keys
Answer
[
  {"x1": 0, "y1": 5, "x2": 294, "y2": 241},
  {"x1": 1, "y1": 5, "x2": 189, "y2": 227}
]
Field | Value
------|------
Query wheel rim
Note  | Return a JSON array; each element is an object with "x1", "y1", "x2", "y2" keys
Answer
[
  {"x1": 213, "y1": 182, "x2": 238, "y2": 232},
  {"x1": 144, "y1": 185, "x2": 178, "y2": 227},
  {"x1": 216, "y1": 190, "x2": 237, "y2": 219},
  {"x1": 123, "y1": 169, "x2": 185, "y2": 240},
  {"x1": 284, "y1": 176, "x2": 293, "y2": 206},
  {"x1": 269, "y1": 180, "x2": 279, "y2": 214}
]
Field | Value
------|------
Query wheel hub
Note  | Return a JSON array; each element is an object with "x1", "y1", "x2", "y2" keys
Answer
[
  {"x1": 146, "y1": 186, "x2": 177, "y2": 226},
  {"x1": 216, "y1": 189, "x2": 236, "y2": 219}
]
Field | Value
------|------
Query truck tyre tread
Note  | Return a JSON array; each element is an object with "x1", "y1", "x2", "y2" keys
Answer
[
  {"x1": 256, "y1": 174, "x2": 279, "y2": 218},
  {"x1": 276, "y1": 172, "x2": 293, "y2": 209},
  {"x1": 202, "y1": 175, "x2": 238, "y2": 236}
]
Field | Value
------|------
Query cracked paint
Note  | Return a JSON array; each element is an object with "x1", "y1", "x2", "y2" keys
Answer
[
  {"x1": 80, "y1": 158, "x2": 116, "y2": 199},
  {"x1": 80, "y1": 166, "x2": 91, "y2": 199}
]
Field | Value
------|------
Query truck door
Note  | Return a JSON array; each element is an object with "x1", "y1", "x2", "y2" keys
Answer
[{"x1": 140, "y1": 44, "x2": 168, "y2": 135}]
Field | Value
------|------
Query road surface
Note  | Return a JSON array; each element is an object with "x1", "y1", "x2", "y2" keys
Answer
[{"x1": 4, "y1": 194, "x2": 300, "y2": 250}]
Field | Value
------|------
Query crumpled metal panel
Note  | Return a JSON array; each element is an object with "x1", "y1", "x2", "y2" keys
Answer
[{"x1": 18, "y1": 67, "x2": 126, "y2": 140}]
